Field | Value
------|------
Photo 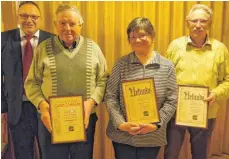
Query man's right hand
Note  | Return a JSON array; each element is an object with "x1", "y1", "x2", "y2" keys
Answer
[
  {"x1": 118, "y1": 122, "x2": 141, "y2": 135},
  {"x1": 39, "y1": 100, "x2": 52, "y2": 133}
]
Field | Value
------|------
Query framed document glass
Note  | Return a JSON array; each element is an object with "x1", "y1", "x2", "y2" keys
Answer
[
  {"x1": 122, "y1": 78, "x2": 160, "y2": 124},
  {"x1": 49, "y1": 96, "x2": 86, "y2": 144},
  {"x1": 176, "y1": 85, "x2": 209, "y2": 128}
]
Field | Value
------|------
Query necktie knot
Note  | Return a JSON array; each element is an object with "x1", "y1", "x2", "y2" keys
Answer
[{"x1": 25, "y1": 35, "x2": 33, "y2": 41}]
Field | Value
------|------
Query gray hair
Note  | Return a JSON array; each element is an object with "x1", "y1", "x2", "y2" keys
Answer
[
  {"x1": 186, "y1": 4, "x2": 213, "y2": 22},
  {"x1": 127, "y1": 17, "x2": 155, "y2": 40},
  {"x1": 56, "y1": 4, "x2": 84, "y2": 25}
]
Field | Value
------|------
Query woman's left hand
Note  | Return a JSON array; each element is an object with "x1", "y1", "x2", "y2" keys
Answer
[{"x1": 134, "y1": 124, "x2": 158, "y2": 135}]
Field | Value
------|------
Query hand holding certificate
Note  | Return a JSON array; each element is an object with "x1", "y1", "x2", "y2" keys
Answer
[
  {"x1": 176, "y1": 85, "x2": 209, "y2": 128},
  {"x1": 122, "y1": 78, "x2": 160, "y2": 124},
  {"x1": 49, "y1": 96, "x2": 86, "y2": 144},
  {"x1": 39, "y1": 100, "x2": 52, "y2": 132}
]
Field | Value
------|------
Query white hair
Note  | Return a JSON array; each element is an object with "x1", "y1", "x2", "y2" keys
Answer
[
  {"x1": 56, "y1": 4, "x2": 84, "y2": 25},
  {"x1": 186, "y1": 4, "x2": 213, "y2": 22}
]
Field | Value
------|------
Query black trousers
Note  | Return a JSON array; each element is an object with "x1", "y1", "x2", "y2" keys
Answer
[
  {"x1": 38, "y1": 113, "x2": 98, "y2": 159},
  {"x1": 9, "y1": 101, "x2": 41, "y2": 159},
  {"x1": 113, "y1": 142, "x2": 160, "y2": 159}
]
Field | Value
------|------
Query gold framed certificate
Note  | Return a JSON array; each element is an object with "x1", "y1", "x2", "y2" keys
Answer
[
  {"x1": 49, "y1": 96, "x2": 86, "y2": 144},
  {"x1": 122, "y1": 78, "x2": 160, "y2": 124},
  {"x1": 176, "y1": 85, "x2": 209, "y2": 128}
]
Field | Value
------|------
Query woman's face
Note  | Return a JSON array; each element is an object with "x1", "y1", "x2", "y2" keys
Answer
[{"x1": 129, "y1": 29, "x2": 154, "y2": 54}]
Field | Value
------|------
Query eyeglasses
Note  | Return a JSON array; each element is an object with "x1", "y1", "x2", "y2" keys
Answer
[
  {"x1": 188, "y1": 19, "x2": 209, "y2": 26},
  {"x1": 129, "y1": 34, "x2": 148, "y2": 41},
  {"x1": 19, "y1": 14, "x2": 40, "y2": 20}
]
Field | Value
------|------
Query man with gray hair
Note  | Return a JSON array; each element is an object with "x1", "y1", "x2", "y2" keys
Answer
[
  {"x1": 25, "y1": 4, "x2": 108, "y2": 159},
  {"x1": 164, "y1": 4, "x2": 229, "y2": 159}
]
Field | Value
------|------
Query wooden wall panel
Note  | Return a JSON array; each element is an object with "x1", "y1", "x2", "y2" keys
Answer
[{"x1": 1, "y1": 1, "x2": 229, "y2": 159}]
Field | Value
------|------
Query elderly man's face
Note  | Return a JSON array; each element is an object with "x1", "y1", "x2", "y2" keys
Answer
[
  {"x1": 17, "y1": 4, "x2": 41, "y2": 35},
  {"x1": 129, "y1": 29, "x2": 154, "y2": 54},
  {"x1": 55, "y1": 10, "x2": 82, "y2": 47},
  {"x1": 186, "y1": 9, "x2": 211, "y2": 40}
]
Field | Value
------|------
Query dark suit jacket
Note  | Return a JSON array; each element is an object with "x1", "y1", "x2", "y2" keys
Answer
[{"x1": 1, "y1": 28, "x2": 54, "y2": 125}]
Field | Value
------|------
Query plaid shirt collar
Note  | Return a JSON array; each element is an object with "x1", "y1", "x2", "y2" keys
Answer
[{"x1": 187, "y1": 35, "x2": 211, "y2": 47}]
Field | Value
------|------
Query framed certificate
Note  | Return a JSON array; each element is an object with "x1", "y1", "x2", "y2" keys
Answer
[
  {"x1": 122, "y1": 78, "x2": 160, "y2": 124},
  {"x1": 49, "y1": 96, "x2": 86, "y2": 144},
  {"x1": 176, "y1": 85, "x2": 209, "y2": 128}
]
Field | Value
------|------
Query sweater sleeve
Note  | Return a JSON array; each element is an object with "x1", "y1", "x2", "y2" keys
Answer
[
  {"x1": 165, "y1": 41, "x2": 181, "y2": 66},
  {"x1": 211, "y1": 45, "x2": 229, "y2": 100},
  {"x1": 25, "y1": 45, "x2": 46, "y2": 108},
  {"x1": 90, "y1": 43, "x2": 109, "y2": 104},
  {"x1": 104, "y1": 60, "x2": 125, "y2": 129},
  {"x1": 157, "y1": 63, "x2": 178, "y2": 127}
]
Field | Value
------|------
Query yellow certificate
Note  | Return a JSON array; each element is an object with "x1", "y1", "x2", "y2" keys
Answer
[
  {"x1": 49, "y1": 96, "x2": 86, "y2": 144},
  {"x1": 176, "y1": 85, "x2": 208, "y2": 128},
  {"x1": 122, "y1": 78, "x2": 160, "y2": 124}
]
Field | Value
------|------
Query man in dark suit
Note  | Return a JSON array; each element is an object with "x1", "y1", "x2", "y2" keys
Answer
[{"x1": 1, "y1": 2, "x2": 54, "y2": 159}]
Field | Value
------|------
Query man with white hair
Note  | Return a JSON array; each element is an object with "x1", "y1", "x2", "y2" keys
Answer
[
  {"x1": 164, "y1": 4, "x2": 229, "y2": 159},
  {"x1": 25, "y1": 4, "x2": 108, "y2": 159}
]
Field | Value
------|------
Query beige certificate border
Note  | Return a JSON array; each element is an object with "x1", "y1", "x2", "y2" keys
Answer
[
  {"x1": 122, "y1": 78, "x2": 160, "y2": 124},
  {"x1": 176, "y1": 85, "x2": 209, "y2": 128},
  {"x1": 49, "y1": 95, "x2": 86, "y2": 144}
]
